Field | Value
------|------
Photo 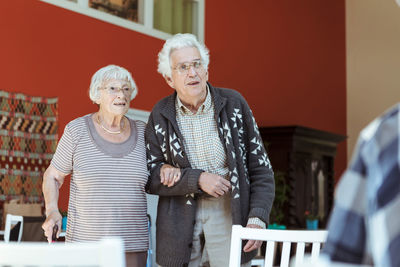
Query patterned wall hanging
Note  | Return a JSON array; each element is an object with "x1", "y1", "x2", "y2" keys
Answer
[{"x1": 0, "y1": 90, "x2": 58, "y2": 201}]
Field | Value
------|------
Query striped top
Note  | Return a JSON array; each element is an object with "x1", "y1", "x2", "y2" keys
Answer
[{"x1": 51, "y1": 114, "x2": 149, "y2": 252}]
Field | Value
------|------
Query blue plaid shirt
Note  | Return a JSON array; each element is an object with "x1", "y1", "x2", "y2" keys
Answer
[{"x1": 323, "y1": 104, "x2": 400, "y2": 267}]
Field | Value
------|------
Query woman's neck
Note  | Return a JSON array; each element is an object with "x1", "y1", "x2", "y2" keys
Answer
[{"x1": 96, "y1": 111, "x2": 126, "y2": 135}]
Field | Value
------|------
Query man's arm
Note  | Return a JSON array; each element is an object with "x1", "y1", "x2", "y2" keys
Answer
[
  {"x1": 241, "y1": 98, "x2": 275, "y2": 252},
  {"x1": 145, "y1": 113, "x2": 203, "y2": 196},
  {"x1": 242, "y1": 99, "x2": 275, "y2": 224}
]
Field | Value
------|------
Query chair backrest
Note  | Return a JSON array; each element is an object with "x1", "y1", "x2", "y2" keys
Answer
[
  {"x1": 229, "y1": 225, "x2": 327, "y2": 267},
  {"x1": 20, "y1": 215, "x2": 47, "y2": 242},
  {"x1": 3, "y1": 214, "x2": 24, "y2": 242},
  {"x1": 295, "y1": 255, "x2": 373, "y2": 267},
  {"x1": 0, "y1": 237, "x2": 125, "y2": 267}
]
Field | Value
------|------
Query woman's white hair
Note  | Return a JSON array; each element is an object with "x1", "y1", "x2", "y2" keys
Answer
[
  {"x1": 89, "y1": 64, "x2": 138, "y2": 102},
  {"x1": 157, "y1": 33, "x2": 210, "y2": 78}
]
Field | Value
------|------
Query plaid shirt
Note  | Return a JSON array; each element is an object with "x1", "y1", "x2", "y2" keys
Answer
[
  {"x1": 175, "y1": 87, "x2": 229, "y2": 179},
  {"x1": 322, "y1": 104, "x2": 400, "y2": 267},
  {"x1": 175, "y1": 88, "x2": 266, "y2": 228}
]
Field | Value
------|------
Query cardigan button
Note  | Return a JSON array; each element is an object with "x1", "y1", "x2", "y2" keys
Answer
[
  {"x1": 188, "y1": 242, "x2": 193, "y2": 248},
  {"x1": 183, "y1": 264, "x2": 188, "y2": 267}
]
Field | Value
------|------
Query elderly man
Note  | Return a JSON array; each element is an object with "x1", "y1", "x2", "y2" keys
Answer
[{"x1": 145, "y1": 33, "x2": 275, "y2": 267}]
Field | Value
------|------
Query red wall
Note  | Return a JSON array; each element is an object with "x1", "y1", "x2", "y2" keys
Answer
[
  {"x1": 0, "y1": 0, "x2": 166, "y2": 210},
  {"x1": 0, "y1": 0, "x2": 346, "y2": 211},
  {"x1": 206, "y1": 0, "x2": 347, "y2": 187}
]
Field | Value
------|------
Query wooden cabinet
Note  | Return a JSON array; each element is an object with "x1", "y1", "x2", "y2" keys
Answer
[{"x1": 259, "y1": 126, "x2": 345, "y2": 229}]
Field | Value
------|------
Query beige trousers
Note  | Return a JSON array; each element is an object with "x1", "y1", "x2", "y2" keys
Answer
[{"x1": 188, "y1": 194, "x2": 251, "y2": 267}]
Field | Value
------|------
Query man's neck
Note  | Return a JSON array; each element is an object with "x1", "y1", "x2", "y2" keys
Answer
[{"x1": 179, "y1": 90, "x2": 207, "y2": 113}]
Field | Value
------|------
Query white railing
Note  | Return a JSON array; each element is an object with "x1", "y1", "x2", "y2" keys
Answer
[
  {"x1": 126, "y1": 108, "x2": 150, "y2": 123},
  {"x1": 40, "y1": 0, "x2": 205, "y2": 42}
]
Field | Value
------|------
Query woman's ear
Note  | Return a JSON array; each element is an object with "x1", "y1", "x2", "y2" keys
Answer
[
  {"x1": 93, "y1": 94, "x2": 101, "y2": 105},
  {"x1": 164, "y1": 75, "x2": 175, "y2": 89}
]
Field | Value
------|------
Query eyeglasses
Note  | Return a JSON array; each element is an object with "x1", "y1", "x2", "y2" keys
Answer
[
  {"x1": 101, "y1": 86, "x2": 133, "y2": 95},
  {"x1": 173, "y1": 60, "x2": 204, "y2": 75}
]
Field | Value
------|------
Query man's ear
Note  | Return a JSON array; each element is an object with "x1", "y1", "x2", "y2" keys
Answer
[{"x1": 164, "y1": 75, "x2": 175, "y2": 89}]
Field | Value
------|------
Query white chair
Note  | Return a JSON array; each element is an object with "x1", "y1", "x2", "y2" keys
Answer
[
  {"x1": 292, "y1": 255, "x2": 373, "y2": 267},
  {"x1": 0, "y1": 237, "x2": 125, "y2": 267},
  {"x1": 229, "y1": 225, "x2": 327, "y2": 267},
  {"x1": 3, "y1": 214, "x2": 24, "y2": 242}
]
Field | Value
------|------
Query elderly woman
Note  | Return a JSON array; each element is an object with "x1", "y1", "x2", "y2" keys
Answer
[{"x1": 42, "y1": 65, "x2": 153, "y2": 266}]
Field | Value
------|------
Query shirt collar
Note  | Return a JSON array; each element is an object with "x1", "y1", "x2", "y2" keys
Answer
[{"x1": 176, "y1": 85, "x2": 212, "y2": 115}]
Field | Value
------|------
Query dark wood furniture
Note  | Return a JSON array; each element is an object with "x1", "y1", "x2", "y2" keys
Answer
[{"x1": 259, "y1": 126, "x2": 346, "y2": 229}]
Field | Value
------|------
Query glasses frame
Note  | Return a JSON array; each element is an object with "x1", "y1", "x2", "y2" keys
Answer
[
  {"x1": 172, "y1": 60, "x2": 204, "y2": 75},
  {"x1": 101, "y1": 86, "x2": 133, "y2": 96}
]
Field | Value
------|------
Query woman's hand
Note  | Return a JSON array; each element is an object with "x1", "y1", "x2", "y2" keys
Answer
[
  {"x1": 42, "y1": 210, "x2": 62, "y2": 243},
  {"x1": 160, "y1": 164, "x2": 181, "y2": 187}
]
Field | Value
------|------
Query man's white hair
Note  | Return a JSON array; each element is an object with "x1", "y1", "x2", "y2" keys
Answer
[
  {"x1": 89, "y1": 64, "x2": 138, "y2": 102},
  {"x1": 157, "y1": 33, "x2": 210, "y2": 78}
]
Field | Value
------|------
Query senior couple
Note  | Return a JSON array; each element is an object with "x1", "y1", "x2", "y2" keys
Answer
[{"x1": 42, "y1": 33, "x2": 275, "y2": 267}]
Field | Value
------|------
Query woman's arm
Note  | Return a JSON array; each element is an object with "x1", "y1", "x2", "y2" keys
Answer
[{"x1": 41, "y1": 165, "x2": 68, "y2": 243}]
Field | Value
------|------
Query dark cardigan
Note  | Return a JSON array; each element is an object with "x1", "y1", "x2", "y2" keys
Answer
[{"x1": 145, "y1": 83, "x2": 275, "y2": 266}]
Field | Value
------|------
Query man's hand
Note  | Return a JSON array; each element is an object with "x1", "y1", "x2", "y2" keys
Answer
[
  {"x1": 243, "y1": 224, "x2": 263, "y2": 252},
  {"x1": 198, "y1": 172, "x2": 231, "y2": 198},
  {"x1": 160, "y1": 164, "x2": 181, "y2": 187}
]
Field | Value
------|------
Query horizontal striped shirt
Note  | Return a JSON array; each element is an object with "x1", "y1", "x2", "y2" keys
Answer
[{"x1": 51, "y1": 114, "x2": 149, "y2": 252}]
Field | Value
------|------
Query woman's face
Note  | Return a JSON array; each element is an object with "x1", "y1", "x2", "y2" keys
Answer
[{"x1": 96, "y1": 78, "x2": 132, "y2": 116}]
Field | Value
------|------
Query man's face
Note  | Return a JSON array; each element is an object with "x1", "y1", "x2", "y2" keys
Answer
[{"x1": 165, "y1": 46, "x2": 208, "y2": 103}]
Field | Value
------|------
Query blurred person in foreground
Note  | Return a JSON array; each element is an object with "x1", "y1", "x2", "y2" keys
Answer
[
  {"x1": 145, "y1": 33, "x2": 275, "y2": 267},
  {"x1": 321, "y1": 103, "x2": 400, "y2": 267}
]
